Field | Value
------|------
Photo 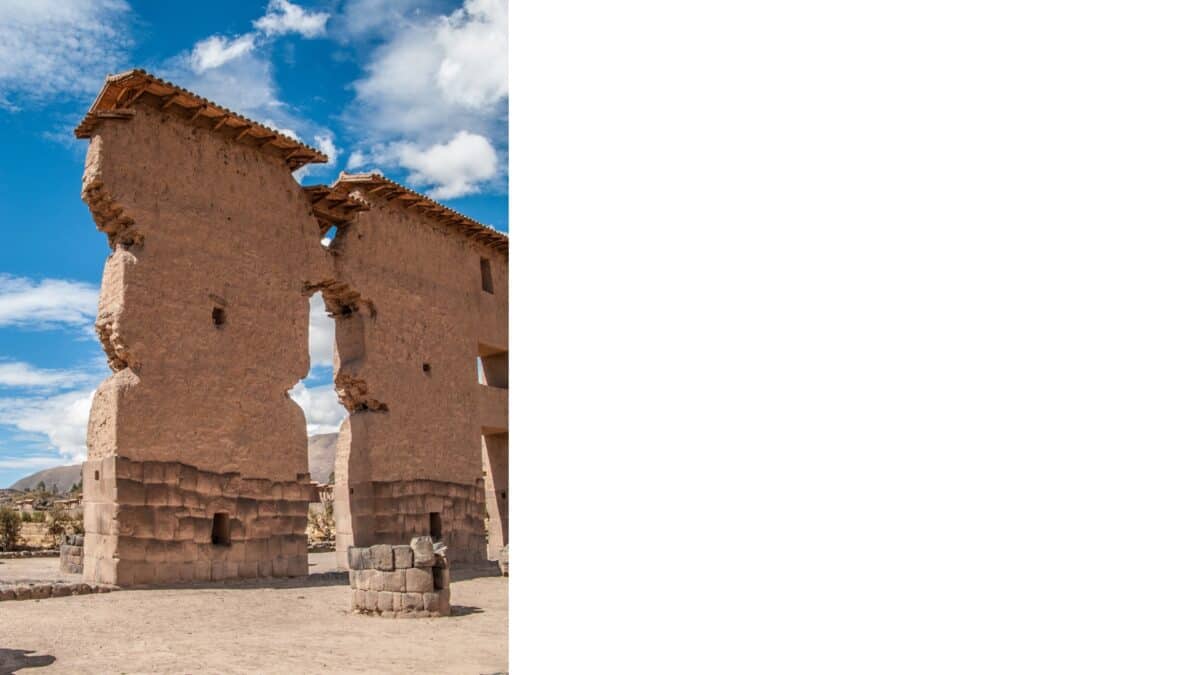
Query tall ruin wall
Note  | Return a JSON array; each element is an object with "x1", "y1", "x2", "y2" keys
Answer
[
  {"x1": 324, "y1": 177, "x2": 509, "y2": 564},
  {"x1": 79, "y1": 98, "x2": 328, "y2": 586},
  {"x1": 75, "y1": 71, "x2": 508, "y2": 586}
]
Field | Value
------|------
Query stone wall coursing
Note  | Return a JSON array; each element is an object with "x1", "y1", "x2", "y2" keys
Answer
[
  {"x1": 0, "y1": 582, "x2": 116, "y2": 602},
  {"x1": 82, "y1": 456, "x2": 312, "y2": 586},
  {"x1": 60, "y1": 535, "x2": 84, "y2": 574},
  {"x1": 346, "y1": 537, "x2": 450, "y2": 618},
  {"x1": 335, "y1": 477, "x2": 486, "y2": 565}
]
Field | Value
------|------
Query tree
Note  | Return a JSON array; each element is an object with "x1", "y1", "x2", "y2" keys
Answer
[
  {"x1": 35, "y1": 480, "x2": 46, "y2": 494},
  {"x1": 0, "y1": 507, "x2": 21, "y2": 551}
]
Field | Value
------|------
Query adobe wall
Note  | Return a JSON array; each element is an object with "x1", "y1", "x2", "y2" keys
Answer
[
  {"x1": 80, "y1": 102, "x2": 327, "y2": 585},
  {"x1": 328, "y1": 186, "x2": 508, "y2": 564}
]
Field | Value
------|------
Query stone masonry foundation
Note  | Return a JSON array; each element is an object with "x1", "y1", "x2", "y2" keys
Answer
[
  {"x1": 347, "y1": 536, "x2": 451, "y2": 617},
  {"x1": 83, "y1": 456, "x2": 313, "y2": 586}
]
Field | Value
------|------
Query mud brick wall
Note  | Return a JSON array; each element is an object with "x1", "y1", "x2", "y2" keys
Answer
[
  {"x1": 327, "y1": 176, "x2": 508, "y2": 566},
  {"x1": 78, "y1": 79, "x2": 327, "y2": 588},
  {"x1": 347, "y1": 537, "x2": 450, "y2": 618},
  {"x1": 60, "y1": 534, "x2": 84, "y2": 574},
  {"x1": 83, "y1": 457, "x2": 312, "y2": 586},
  {"x1": 75, "y1": 72, "x2": 509, "y2": 587}
]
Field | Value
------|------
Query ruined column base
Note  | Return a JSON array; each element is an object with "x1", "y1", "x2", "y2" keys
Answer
[
  {"x1": 347, "y1": 538, "x2": 451, "y2": 617},
  {"x1": 82, "y1": 457, "x2": 314, "y2": 587}
]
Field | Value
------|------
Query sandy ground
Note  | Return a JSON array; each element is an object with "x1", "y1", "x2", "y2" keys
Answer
[{"x1": 0, "y1": 553, "x2": 507, "y2": 674}]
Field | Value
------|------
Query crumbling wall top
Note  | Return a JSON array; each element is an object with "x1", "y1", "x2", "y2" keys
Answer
[
  {"x1": 75, "y1": 69, "x2": 328, "y2": 172},
  {"x1": 305, "y1": 172, "x2": 509, "y2": 255}
]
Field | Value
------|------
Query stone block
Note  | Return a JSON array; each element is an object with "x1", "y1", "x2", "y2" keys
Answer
[
  {"x1": 0, "y1": 587, "x2": 14, "y2": 601},
  {"x1": 30, "y1": 585, "x2": 51, "y2": 599},
  {"x1": 433, "y1": 566, "x2": 450, "y2": 591},
  {"x1": 406, "y1": 567, "x2": 434, "y2": 593},
  {"x1": 411, "y1": 536, "x2": 435, "y2": 567},
  {"x1": 348, "y1": 547, "x2": 367, "y2": 570},
  {"x1": 178, "y1": 464, "x2": 198, "y2": 491},
  {"x1": 13, "y1": 585, "x2": 31, "y2": 600},
  {"x1": 400, "y1": 592, "x2": 423, "y2": 612},
  {"x1": 193, "y1": 561, "x2": 212, "y2": 582},
  {"x1": 365, "y1": 590, "x2": 379, "y2": 612},
  {"x1": 392, "y1": 545, "x2": 413, "y2": 569},
  {"x1": 115, "y1": 457, "x2": 143, "y2": 481},
  {"x1": 366, "y1": 570, "x2": 385, "y2": 592},
  {"x1": 142, "y1": 461, "x2": 164, "y2": 484},
  {"x1": 115, "y1": 479, "x2": 146, "y2": 505},
  {"x1": 287, "y1": 555, "x2": 306, "y2": 577},
  {"x1": 369, "y1": 544, "x2": 393, "y2": 571},
  {"x1": 377, "y1": 590, "x2": 394, "y2": 612},
  {"x1": 381, "y1": 570, "x2": 406, "y2": 592},
  {"x1": 353, "y1": 588, "x2": 366, "y2": 609}
]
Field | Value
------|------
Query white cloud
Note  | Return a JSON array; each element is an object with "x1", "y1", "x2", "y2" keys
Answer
[
  {"x1": 0, "y1": 362, "x2": 90, "y2": 390},
  {"x1": 0, "y1": 456, "x2": 66, "y2": 471},
  {"x1": 347, "y1": 131, "x2": 498, "y2": 199},
  {"x1": 349, "y1": 0, "x2": 508, "y2": 140},
  {"x1": 0, "y1": 387, "x2": 96, "y2": 462},
  {"x1": 0, "y1": 275, "x2": 97, "y2": 329},
  {"x1": 314, "y1": 134, "x2": 340, "y2": 165},
  {"x1": 308, "y1": 293, "x2": 336, "y2": 367},
  {"x1": 288, "y1": 381, "x2": 346, "y2": 435},
  {"x1": 435, "y1": 0, "x2": 508, "y2": 108},
  {"x1": 189, "y1": 33, "x2": 258, "y2": 73},
  {"x1": 254, "y1": 0, "x2": 331, "y2": 38},
  {"x1": 0, "y1": 0, "x2": 132, "y2": 107}
]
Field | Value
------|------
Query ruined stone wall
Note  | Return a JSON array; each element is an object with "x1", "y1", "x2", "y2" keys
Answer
[
  {"x1": 80, "y1": 101, "x2": 328, "y2": 586},
  {"x1": 330, "y1": 190, "x2": 508, "y2": 564}
]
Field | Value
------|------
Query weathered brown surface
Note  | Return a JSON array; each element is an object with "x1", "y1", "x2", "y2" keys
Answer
[
  {"x1": 78, "y1": 77, "x2": 329, "y2": 586},
  {"x1": 322, "y1": 174, "x2": 508, "y2": 565},
  {"x1": 76, "y1": 71, "x2": 508, "y2": 585}
]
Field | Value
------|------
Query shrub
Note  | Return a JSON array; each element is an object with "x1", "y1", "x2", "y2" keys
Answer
[
  {"x1": 308, "y1": 501, "x2": 335, "y2": 542},
  {"x1": 0, "y1": 508, "x2": 21, "y2": 551},
  {"x1": 46, "y1": 506, "x2": 82, "y2": 545}
]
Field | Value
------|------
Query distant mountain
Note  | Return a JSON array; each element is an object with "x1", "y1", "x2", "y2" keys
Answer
[
  {"x1": 308, "y1": 433, "x2": 338, "y2": 485},
  {"x1": 9, "y1": 464, "x2": 82, "y2": 493},
  {"x1": 9, "y1": 433, "x2": 342, "y2": 491}
]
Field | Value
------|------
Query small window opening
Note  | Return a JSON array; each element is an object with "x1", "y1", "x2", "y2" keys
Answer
[
  {"x1": 429, "y1": 512, "x2": 442, "y2": 540},
  {"x1": 94, "y1": 470, "x2": 100, "y2": 481},
  {"x1": 322, "y1": 225, "x2": 339, "y2": 248},
  {"x1": 422, "y1": 363, "x2": 432, "y2": 376},
  {"x1": 212, "y1": 307, "x2": 226, "y2": 327},
  {"x1": 480, "y1": 257, "x2": 494, "y2": 294},
  {"x1": 211, "y1": 512, "x2": 231, "y2": 546}
]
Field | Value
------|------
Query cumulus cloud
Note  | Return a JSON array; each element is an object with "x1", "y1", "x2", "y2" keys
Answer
[
  {"x1": 308, "y1": 294, "x2": 336, "y2": 367},
  {"x1": 0, "y1": 362, "x2": 91, "y2": 390},
  {"x1": 288, "y1": 381, "x2": 345, "y2": 435},
  {"x1": 254, "y1": 0, "x2": 330, "y2": 38},
  {"x1": 349, "y1": 0, "x2": 508, "y2": 140},
  {"x1": 0, "y1": 456, "x2": 67, "y2": 471},
  {"x1": 189, "y1": 34, "x2": 258, "y2": 73},
  {"x1": 0, "y1": 0, "x2": 133, "y2": 107},
  {"x1": 0, "y1": 275, "x2": 97, "y2": 329},
  {"x1": 164, "y1": 6, "x2": 339, "y2": 179},
  {"x1": 0, "y1": 387, "x2": 97, "y2": 462},
  {"x1": 348, "y1": 131, "x2": 498, "y2": 198}
]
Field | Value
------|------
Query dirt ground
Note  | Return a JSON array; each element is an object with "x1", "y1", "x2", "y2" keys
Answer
[{"x1": 0, "y1": 552, "x2": 507, "y2": 674}]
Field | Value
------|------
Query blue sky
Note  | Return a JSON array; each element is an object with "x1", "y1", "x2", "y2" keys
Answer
[{"x1": 0, "y1": 0, "x2": 507, "y2": 486}]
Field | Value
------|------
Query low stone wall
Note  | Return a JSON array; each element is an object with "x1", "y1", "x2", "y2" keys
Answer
[
  {"x1": 0, "y1": 582, "x2": 116, "y2": 602},
  {"x1": 0, "y1": 550, "x2": 58, "y2": 559},
  {"x1": 347, "y1": 536, "x2": 450, "y2": 618},
  {"x1": 60, "y1": 534, "x2": 84, "y2": 574}
]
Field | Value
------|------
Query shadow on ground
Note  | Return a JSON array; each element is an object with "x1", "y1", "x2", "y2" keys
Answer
[{"x1": 0, "y1": 648, "x2": 55, "y2": 674}]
